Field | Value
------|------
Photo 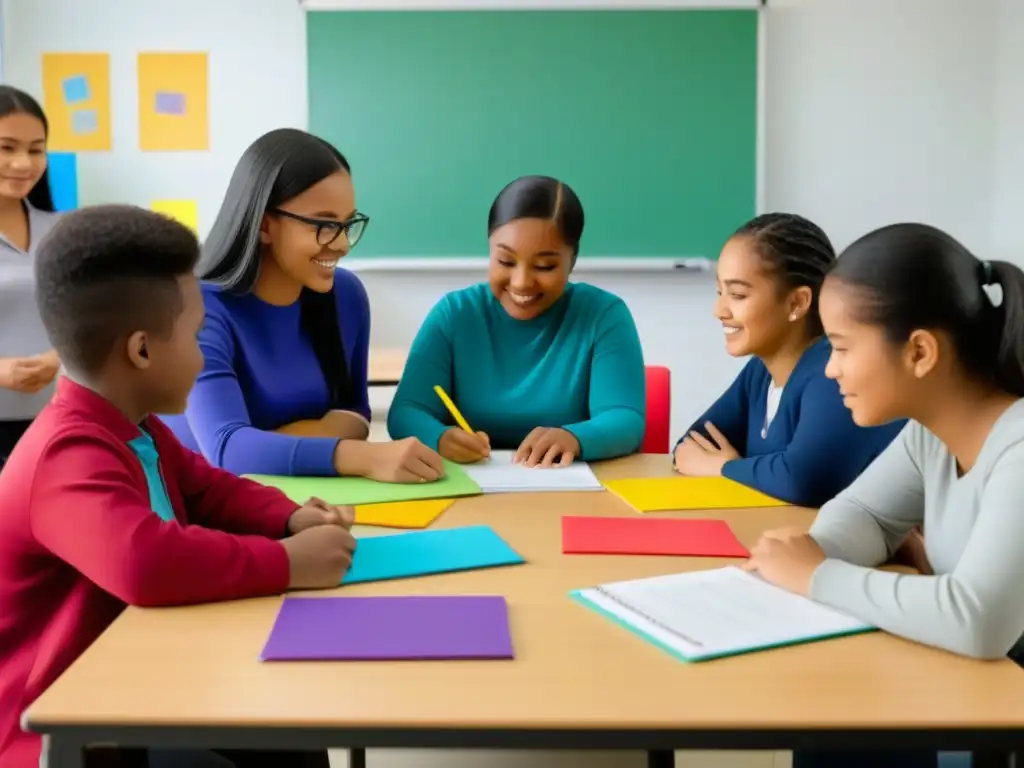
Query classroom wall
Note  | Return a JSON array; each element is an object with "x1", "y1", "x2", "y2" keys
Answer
[
  {"x1": 1, "y1": 4, "x2": 1014, "y2": 767},
  {"x1": 992, "y1": 0, "x2": 1024, "y2": 261},
  {"x1": 2, "y1": 0, "x2": 1020, "y2": 438},
  {"x1": 1, "y1": 0, "x2": 307, "y2": 234}
]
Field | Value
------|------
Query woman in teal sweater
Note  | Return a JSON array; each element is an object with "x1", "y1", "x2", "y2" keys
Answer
[{"x1": 387, "y1": 175, "x2": 646, "y2": 467}]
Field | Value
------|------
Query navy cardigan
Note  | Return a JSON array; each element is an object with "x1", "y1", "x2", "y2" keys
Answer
[{"x1": 681, "y1": 338, "x2": 905, "y2": 507}]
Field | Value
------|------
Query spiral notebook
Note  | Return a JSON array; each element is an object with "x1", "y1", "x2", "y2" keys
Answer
[{"x1": 572, "y1": 566, "x2": 874, "y2": 662}]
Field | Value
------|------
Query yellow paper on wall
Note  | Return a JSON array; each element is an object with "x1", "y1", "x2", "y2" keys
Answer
[
  {"x1": 41, "y1": 52, "x2": 112, "y2": 152},
  {"x1": 137, "y1": 52, "x2": 209, "y2": 151},
  {"x1": 354, "y1": 499, "x2": 453, "y2": 529},
  {"x1": 151, "y1": 199, "x2": 198, "y2": 233},
  {"x1": 603, "y1": 476, "x2": 786, "y2": 512}
]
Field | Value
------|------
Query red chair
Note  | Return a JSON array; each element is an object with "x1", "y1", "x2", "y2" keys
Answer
[{"x1": 642, "y1": 365, "x2": 672, "y2": 454}]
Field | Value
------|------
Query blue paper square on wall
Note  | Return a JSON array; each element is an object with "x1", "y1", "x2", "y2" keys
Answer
[
  {"x1": 70, "y1": 109, "x2": 98, "y2": 135},
  {"x1": 47, "y1": 152, "x2": 78, "y2": 211},
  {"x1": 62, "y1": 75, "x2": 90, "y2": 104}
]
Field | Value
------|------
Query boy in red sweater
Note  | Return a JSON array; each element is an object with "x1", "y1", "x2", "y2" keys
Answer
[{"x1": 0, "y1": 205, "x2": 356, "y2": 768}]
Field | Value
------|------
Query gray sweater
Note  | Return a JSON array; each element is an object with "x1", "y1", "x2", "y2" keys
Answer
[
  {"x1": 809, "y1": 400, "x2": 1024, "y2": 660},
  {"x1": 0, "y1": 204, "x2": 60, "y2": 420}
]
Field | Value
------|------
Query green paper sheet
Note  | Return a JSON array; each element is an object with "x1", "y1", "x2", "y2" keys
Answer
[{"x1": 244, "y1": 460, "x2": 482, "y2": 506}]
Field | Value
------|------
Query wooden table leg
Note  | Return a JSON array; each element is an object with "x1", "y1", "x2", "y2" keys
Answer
[
  {"x1": 349, "y1": 747, "x2": 367, "y2": 768},
  {"x1": 40, "y1": 734, "x2": 85, "y2": 768},
  {"x1": 647, "y1": 749, "x2": 674, "y2": 768}
]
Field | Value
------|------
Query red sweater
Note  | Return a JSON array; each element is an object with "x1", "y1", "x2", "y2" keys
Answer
[{"x1": 0, "y1": 378, "x2": 296, "y2": 767}]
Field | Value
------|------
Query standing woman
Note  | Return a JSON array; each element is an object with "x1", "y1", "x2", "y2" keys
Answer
[
  {"x1": 163, "y1": 128, "x2": 443, "y2": 481},
  {"x1": 0, "y1": 86, "x2": 61, "y2": 464}
]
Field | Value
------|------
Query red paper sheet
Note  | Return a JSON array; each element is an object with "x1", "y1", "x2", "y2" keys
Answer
[{"x1": 562, "y1": 515, "x2": 749, "y2": 558}]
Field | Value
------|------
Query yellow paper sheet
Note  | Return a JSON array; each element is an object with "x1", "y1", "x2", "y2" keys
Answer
[
  {"x1": 151, "y1": 199, "x2": 198, "y2": 233},
  {"x1": 354, "y1": 498, "x2": 453, "y2": 529},
  {"x1": 137, "y1": 52, "x2": 209, "y2": 151},
  {"x1": 603, "y1": 477, "x2": 786, "y2": 512},
  {"x1": 41, "y1": 53, "x2": 112, "y2": 152}
]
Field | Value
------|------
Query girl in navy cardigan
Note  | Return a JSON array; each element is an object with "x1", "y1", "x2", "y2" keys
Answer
[{"x1": 673, "y1": 213, "x2": 904, "y2": 507}]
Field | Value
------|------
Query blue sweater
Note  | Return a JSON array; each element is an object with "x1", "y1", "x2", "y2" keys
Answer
[
  {"x1": 684, "y1": 338, "x2": 904, "y2": 507},
  {"x1": 387, "y1": 282, "x2": 646, "y2": 461},
  {"x1": 162, "y1": 270, "x2": 371, "y2": 477}
]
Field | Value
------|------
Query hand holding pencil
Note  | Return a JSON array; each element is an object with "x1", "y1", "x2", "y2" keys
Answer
[{"x1": 434, "y1": 385, "x2": 491, "y2": 463}]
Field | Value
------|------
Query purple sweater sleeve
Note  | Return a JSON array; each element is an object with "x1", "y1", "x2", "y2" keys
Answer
[
  {"x1": 337, "y1": 269, "x2": 371, "y2": 422},
  {"x1": 184, "y1": 309, "x2": 340, "y2": 477}
]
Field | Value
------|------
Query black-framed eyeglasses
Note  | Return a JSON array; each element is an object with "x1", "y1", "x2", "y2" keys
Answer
[{"x1": 271, "y1": 208, "x2": 370, "y2": 250}]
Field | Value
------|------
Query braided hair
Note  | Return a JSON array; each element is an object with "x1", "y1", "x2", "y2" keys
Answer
[{"x1": 733, "y1": 213, "x2": 836, "y2": 337}]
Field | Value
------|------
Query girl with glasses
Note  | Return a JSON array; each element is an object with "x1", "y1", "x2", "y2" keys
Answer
[{"x1": 163, "y1": 128, "x2": 443, "y2": 483}]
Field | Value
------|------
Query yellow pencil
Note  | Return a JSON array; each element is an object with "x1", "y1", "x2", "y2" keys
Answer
[{"x1": 433, "y1": 385, "x2": 473, "y2": 433}]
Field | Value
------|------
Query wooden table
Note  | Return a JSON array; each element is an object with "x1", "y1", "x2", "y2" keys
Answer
[
  {"x1": 26, "y1": 455, "x2": 1024, "y2": 767},
  {"x1": 368, "y1": 347, "x2": 407, "y2": 386}
]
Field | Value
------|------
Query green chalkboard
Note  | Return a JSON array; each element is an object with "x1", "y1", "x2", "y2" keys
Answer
[{"x1": 307, "y1": 10, "x2": 758, "y2": 260}]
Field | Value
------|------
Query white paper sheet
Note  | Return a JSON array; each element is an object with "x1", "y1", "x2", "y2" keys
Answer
[
  {"x1": 576, "y1": 566, "x2": 873, "y2": 661},
  {"x1": 463, "y1": 450, "x2": 604, "y2": 493}
]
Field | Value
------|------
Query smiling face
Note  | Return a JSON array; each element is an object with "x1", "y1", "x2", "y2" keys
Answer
[
  {"x1": 260, "y1": 169, "x2": 357, "y2": 295},
  {"x1": 488, "y1": 217, "x2": 573, "y2": 321},
  {"x1": 819, "y1": 277, "x2": 928, "y2": 426},
  {"x1": 714, "y1": 235, "x2": 811, "y2": 358},
  {"x1": 0, "y1": 111, "x2": 47, "y2": 202}
]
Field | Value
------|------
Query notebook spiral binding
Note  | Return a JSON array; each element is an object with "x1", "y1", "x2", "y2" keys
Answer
[{"x1": 593, "y1": 586, "x2": 704, "y2": 648}]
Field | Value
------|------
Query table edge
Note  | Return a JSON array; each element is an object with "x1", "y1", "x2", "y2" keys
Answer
[{"x1": 23, "y1": 720, "x2": 1024, "y2": 753}]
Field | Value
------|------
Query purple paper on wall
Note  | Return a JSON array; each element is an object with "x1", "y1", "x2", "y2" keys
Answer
[{"x1": 154, "y1": 91, "x2": 186, "y2": 116}]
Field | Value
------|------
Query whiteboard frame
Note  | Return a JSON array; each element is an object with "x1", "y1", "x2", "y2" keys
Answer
[{"x1": 301, "y1": 1, "x2": 760, "y2": 9}]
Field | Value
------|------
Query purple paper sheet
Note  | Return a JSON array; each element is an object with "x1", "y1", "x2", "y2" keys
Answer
[
  {"x1": 155, "y1": 91, "x2": 187, "y2": 115},
  {"x1": 260, "y1": 595, "x2": 514, "y2": 661}
]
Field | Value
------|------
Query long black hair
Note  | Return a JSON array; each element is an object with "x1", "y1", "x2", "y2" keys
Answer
[
  {"x1": 487, "y1": 175, "x2": 585, "y2": 258},
  {"x1": 0, "y1": 85, "x2": 55, "y2": 212},
  {"x1": 732, "y1": 213, "x2": 836, "y2": 337},
  {"x1": 197, "y1": 128, "x2": 355, "y2": 408},
  {"x1": 828, "y1": 223, "x2": 1024, "y2": 397}
]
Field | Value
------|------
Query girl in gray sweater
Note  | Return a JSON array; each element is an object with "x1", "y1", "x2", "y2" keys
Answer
[
  {"x1": 0, "y1": 86, "x2": 61, "y2": 463},
  {"x1": 745, "y1": 222, "x2": 1024, "y2": 768}
]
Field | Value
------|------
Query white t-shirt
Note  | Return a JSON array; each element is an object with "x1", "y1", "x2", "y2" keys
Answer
[{"x1": 762, "y1": 382, "x2": 784, "y2": 438}]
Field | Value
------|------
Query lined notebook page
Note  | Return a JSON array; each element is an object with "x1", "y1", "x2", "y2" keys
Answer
[
  {"x1": 464, "y1": 450, "x2": 604, "y2": 493},
  {"x1": 576, "y1": 566, "x2": 872, "y2": 661}
]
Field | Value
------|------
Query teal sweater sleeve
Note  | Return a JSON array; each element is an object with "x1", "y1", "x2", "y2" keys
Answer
[
  {"x1": 387, "y1": 300, "x2": 453, "y2": 450},
  {"x1": 562, "y1": 299, "x2": 646, "y2": 460}
]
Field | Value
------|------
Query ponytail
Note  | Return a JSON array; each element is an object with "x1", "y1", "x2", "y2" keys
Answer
[
  {"x1": 985, "y1": 261, "x2": 1024, "y2": 397},
  {"x1": 828, "y1": 223, "x2": 1024, "y2": 398}
]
